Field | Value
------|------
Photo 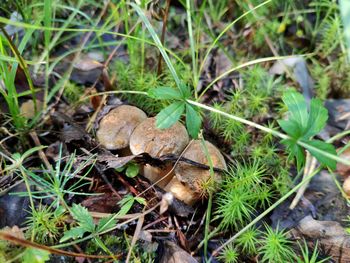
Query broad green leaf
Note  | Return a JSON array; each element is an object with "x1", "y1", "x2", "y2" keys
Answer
[
  {"x1": 186, "y1": 104, "x2": 202, "y2": 138},
  {"x1": 156, "y1": 101, "x2": 185, "y2": 129},
  {"x1": 70, "y1": 203, "x2": 95, "y2": 232},
  {"x1": 281, "y1": 138, "x2": 305, "y2": 171},
  {"x1": 126, "y1": 163, "x2": 139, "y2": 178},
  {"x1": 178, "y1": 83, "x2": 192, "y2": 99},
  {"x1": 60, "y1": 226, "x2": 87, "y2": 243},
  {"x1": 148, "y1": 87, "x2": 182, "y2": 100},
  {"x1": 97, "y1": 215, "x2": 117, "y2": 232},
  {"x1": 22, "y1": 248, "x2": 50, "y2": 263},
  {"x1": 278, "y1": 119, "x2": 303, "y2": 138},
  {"x1": 282, "y1": 90, "x2": 308, "y2": 131},
  {"x1": 303, "y1": 140, "x2": 337, "y2": 170},
  {"x1": 304, "y1": 98, "x2": 328, "y2": 138}
]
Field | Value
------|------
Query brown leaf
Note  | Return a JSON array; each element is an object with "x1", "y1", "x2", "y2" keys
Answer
[
  {"x1": 1, "y1": 226, "x2": 25, "y2": 239},
  {"x1": 74, "y1": 54, "x2": 103, "y2": 71},
  {"x1": 158, "y1": 241, "x2": 197, "y2": 263},
  {"x1": 291, "y1": 216, "x2": 350, "y2": 262},
  {"x1": 81, "y1": 192, "x2": 120, "y2": 213}
]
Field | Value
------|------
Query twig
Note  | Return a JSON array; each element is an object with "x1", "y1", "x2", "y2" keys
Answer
[
  {"x1": 29, "y1": 131, "x2": 52, "y2": 170},
  {"x1": 0, "y1": 231, "x2": 120, "y2": 259},
  {"x1": 289, "y1": 152, "x2": 317, "y2": 209},
  {"x1": 126, "y1": 212, "x2": 144, "y2": 263}
]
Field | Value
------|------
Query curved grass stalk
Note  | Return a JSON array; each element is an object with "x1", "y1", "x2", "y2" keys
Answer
[
  {"x1": 187, "y1": 99, "x2": 350, "y2": 166},
  {"x1": 186, "y1": 0, "x2": 198, "y2": 98},
  {"x1": 0, "y1": 16, "x2": 187, "y2": 77},
  {"x1": 199, "y1": 55, "x2": 301, "y2": 99},
  {"x1": 198, "y1": 0, "x2": 272, "y2": 76},
  {"x1": 130, "y1": 3, "x2": 181, "y2": 89}
]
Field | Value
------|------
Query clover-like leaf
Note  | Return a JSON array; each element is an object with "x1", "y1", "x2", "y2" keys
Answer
[
  {"x1": 282, "y1": 90, "x2": 308, "y2": 131},
  {"x1": 304, "y1": 98, "x2": 328, "y2": 138},
  {"x1": 70, "y1": 203, "x2": 95, "y2": 233},
  {"x1": 148, "y1": 87, "x2": 182, "y2": 100},
  {"x1": 302, "y1": 140, "x2": 337, "y2": 170},
  {"x1": 156, "y1": 101, "x2": 185, "y2": 129},
  {"x1": 60, "y1": 226, "x2": 87, "y2": 243},
  {"x1": 178, "y1": 83, "x2": 192, "y2": 99},
  {"x1": 281, "y1": 138, "x2": 305, "y2": 171},
  {"x1": 186, "y1": 103, "x2": 202, "y2": 138},
  {"x1": 278, "y1": 119, "x2": 303, "y2": 138}
]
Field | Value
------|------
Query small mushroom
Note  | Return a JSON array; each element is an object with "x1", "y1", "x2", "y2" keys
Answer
[
  {"x1": 129, "y1": 117, "x2": 189, "y2": 187},
  {"x1": 96, "y1": 105, "x2": 147, "y2": 150},
  {"x1": 343, "y1": 176, "x2": 350, "y2": 197},
  {"x1": 20, "y1": 100, "x2": 43, "y2": 119},
  {"x1": 165, "y1": 140, "x2": 226, "y2": 205}
]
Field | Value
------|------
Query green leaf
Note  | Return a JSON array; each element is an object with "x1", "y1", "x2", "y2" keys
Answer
[
  {"x1": 186, "y1": 104, "x2": 202, "y2": 138},
  {"x1": 178, "y1": 83, "x2": 192, "y2": 99},
  {"x1": 60, "y1": 226, "x2": 87, "y2": 243},
  {"x1": 302, "y1": 140, "x2": 337, "y2": 170},
  {"x1": 22, "y1": 248, "x2": 50, "y2": 263},
  {"x1": 282, "y1": 90, "x2": 308, "y2": 131},
  {"x1": 304, "y1": 98, "x2": 328, "y2": 138},
  {"x1": 117, "y1": 195, "x2": 135, "y2": 216},
  {"x1": 134, "y1": 196, "x2": 146, "y2": 205},
  {"x1": 281, "y1": 138, "x2": 305, "y2": 171},
  {"x1": 70, "y1": 203, "x2": 95, "y2": 232},
  {"x1": 278, "y1": 119, "x2": 303, "y2": 138},
  {"x1": 97, "y1": 215, "x2": 117, "y2": 232},
  {"x1": 148, "y1": 87, "x2": 182, "y2": 100},
  {"x1": 156, "y1": 101, "x2": 185, "y2": 129},
  {"x1": 126, "y1": 163, "x2": 139, "y2": 178}
]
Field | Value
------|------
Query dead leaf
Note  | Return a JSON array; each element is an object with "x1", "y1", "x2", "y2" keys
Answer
[
  {"x1": 158, "y1": 241, "x2": 197, "y2": 263},
  {"x1": 325, "y1": 99, "x2": 350, "y2": 130},
  {"x1": 269, "y1": 56, "x2": 314, "y2": 102},
  {"x1": 291, "y1": 216, "x2": 350, "y2": 262},
  {"x1": 1, "y1": 225, "x2": 25, "y2": 239},
  {"x1": 81, "y1": 192, "x2": 120, "y2": 213},
  {"x1": 74, "y1": 54, "x2": 103, "y2": 71}
]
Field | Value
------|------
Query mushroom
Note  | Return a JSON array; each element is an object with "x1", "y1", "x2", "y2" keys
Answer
[
  {"x1": 96, "y1": 105, "x2": 147, "y2": 150},
  {"x1": 20, "y1": 100, "x2": 43, "y2": 119},
  {"x1": 164, "y1": 140, "x2": 226, "y2": 205},
  {"x1": 129, "y1": 117, "x2": 189, "y2": 187},
  {"x1": 343, "y1": 176, "x2": 350, "y2": 197}
]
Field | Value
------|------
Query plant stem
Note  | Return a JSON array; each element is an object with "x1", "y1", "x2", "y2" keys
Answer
[{"x1": 157, "y1": 0, "x2": 171, "y2": 76}]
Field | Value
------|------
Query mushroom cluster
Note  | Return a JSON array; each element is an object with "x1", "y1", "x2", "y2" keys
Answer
[{"x1": 97, "y1": 104, "x2": 226, "y2": 205}]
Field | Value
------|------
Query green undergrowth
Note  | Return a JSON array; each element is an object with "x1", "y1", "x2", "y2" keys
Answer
[
  {"x1": 1, "y1": 0, "x2": 350, "y2": 262},
  {"x1": 114, "y1": 58, "x2": 192, "y2": 115}
]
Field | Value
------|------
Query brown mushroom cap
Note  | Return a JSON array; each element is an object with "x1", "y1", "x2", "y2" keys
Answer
[
  {"x1": 96, "y1": 105, "x2": 147, "y2": 150},
  {"x1": 129, "y1": 117, "x2": 189, "y2": 187},
  {"x1": 167, "y1": 140, "x2": 226, "y2": 205},
  {"x1": 343, "y1": 176, "x2": 350, "y2": 197},
  {"x1": 129, "y1": 117, "x2": 189, "y2": 158}
]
